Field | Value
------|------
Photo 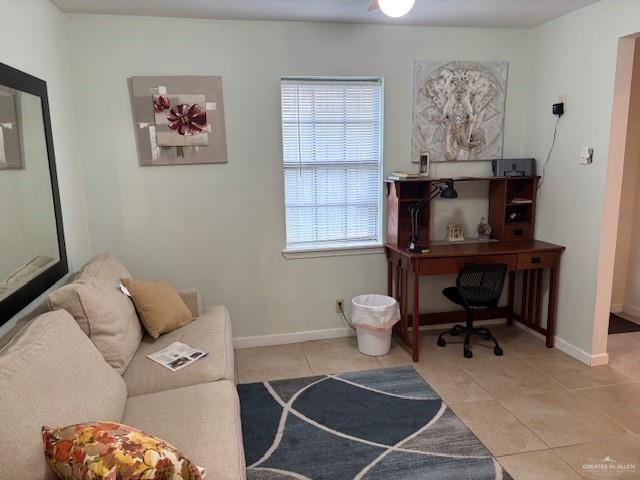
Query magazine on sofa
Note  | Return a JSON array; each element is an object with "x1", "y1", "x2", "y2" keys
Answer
[{"x1": 147, "y1": 342, "x2": 208, "y2": 371}]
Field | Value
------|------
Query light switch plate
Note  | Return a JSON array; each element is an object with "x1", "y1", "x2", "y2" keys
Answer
[{"x1": 579, "y1": 147, "x2": 594, "y2": 165}]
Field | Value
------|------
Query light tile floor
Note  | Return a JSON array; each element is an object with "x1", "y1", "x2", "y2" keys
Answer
[{"x1": 236, "y1": 325, "x2": 640, "y2": 479}]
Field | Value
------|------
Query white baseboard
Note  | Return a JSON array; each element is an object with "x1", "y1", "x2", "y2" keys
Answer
[
  {"x1": 553, "y1": 336, "x2": 604, "y2": 365},
  {"x1": 512, "y1": 322, "x2": 606, "y2": 366},
  {"x1": 610, "y1": 303, "x2": 623, "y2": 314},
  {"x1": 622, "y1": 304, "x2": 640, "y2": 317},
  {"x1": 234, "y1": 327, "x2": 355, "y2": 349},
  {"x1": 235, "y1": 320, "x2": 609, "y2": 366},
  {"x1": 589, "y1": 352, "x2": 610, "y2": 366},
  {"x1": 234, "y1": 319, "x2": 507, "y2": 350}
]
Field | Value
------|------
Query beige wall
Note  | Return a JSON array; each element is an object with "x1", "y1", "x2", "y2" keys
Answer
[
  {"x1": 525, "y1": 0, "x2": 640, "y2": 360},
  {"x1": 617, "y1": 38, "x2": 640, "y2": 315},
  {"x1": 6, "y1": 0, "x2": 640, "y2": 360},
  {"x1": 611, "y1": 38, "x2": 640, "y2": 311},
  {"x1": 65, "y1": 15, "x2": 530, "y2": 339},
  {"x1": 0, "y1": 0, "x2": 91, "y2": 336}
]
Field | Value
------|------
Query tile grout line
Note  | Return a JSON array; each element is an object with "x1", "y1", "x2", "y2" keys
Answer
[
  {"x1": 237, "y1": 336, "x2": 636, "y2": 479},
  {"x1": 453, "y1": 392, "x2": 554, "y2": 456},
  {"x1": 300, "y1": 345, "x2": 315, "y2": 375},
  {"x1": 419, "y1": 356, "x2": 555, "y2": 459}
]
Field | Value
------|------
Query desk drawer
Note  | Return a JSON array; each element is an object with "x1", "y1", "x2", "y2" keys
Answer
[
  {"x1": 516, "y1": 251, "x2": 556, "y2": 269},
  {"x1": 505, "y1": 224, "x2": 532, "y2": 240},
  {"x1": 420, "y1": 254, "x2": 517, "y2": 275}
]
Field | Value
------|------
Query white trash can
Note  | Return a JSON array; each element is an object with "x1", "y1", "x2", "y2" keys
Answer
[{"x1": 351, "y1": 294, "x2": 400, "y2": 356}]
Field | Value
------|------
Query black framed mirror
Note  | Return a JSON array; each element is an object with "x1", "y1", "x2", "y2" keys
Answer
[{"x1": 0, "y1": 62, "x2": 68, "y2": 325}]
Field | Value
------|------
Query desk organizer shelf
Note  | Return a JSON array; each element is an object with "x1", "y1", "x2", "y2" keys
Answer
[{"x1": 385, "y1": 176, "x2": 539, "y2": 248}]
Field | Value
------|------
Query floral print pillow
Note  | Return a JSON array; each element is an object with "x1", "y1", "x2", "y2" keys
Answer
[{"x1": 42, "y1": 422, "x2": 205, "y2": 480}]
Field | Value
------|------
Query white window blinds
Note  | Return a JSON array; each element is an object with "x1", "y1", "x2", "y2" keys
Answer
[{"x1": 281, "y1": 78, "x2": 383, "y2": 251}]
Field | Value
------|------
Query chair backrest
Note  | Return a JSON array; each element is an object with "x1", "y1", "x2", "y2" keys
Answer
[{"x1": 456, "y1": 263, "x2": 508, "y2": 307}]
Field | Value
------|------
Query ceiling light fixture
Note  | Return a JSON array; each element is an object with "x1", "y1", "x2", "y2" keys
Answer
[{"x1": 369, "y1": 0, "x2": 416, "y2": 18}]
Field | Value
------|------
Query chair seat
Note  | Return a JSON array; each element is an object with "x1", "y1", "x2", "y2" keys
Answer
[
  {"x1": 442, "y1": 286, "x2": 496, "y2": 309},
  {"x1": 442, "y1": 286, "x2": 464, "y2": 307}
]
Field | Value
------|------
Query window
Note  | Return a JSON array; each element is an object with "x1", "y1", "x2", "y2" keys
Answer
[{"x1": 281, "y1": 78, "x2": 383, "y2": 252}]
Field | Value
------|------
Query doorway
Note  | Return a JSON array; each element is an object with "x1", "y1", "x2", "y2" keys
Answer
[{"x1": 600, "y1": 35, "x2": 640, "y2": 371}]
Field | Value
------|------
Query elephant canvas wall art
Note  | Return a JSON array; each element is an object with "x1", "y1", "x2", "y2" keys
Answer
[{"x1": 412, "y1": 61, "x2": 508, "y2": 163}]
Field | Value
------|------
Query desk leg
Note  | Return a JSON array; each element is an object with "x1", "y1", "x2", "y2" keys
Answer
[
  {"x1": 546, "y1": 265, "x2": 559, "y2": 348},
  {"x1": 535, "y1": 269, "x2": 543, "y2": 328},
  {"x1": 390, "y1": 260, "x2": 401, "y2": 337},
  {"x1": 412, "y1": 271, "x2": 420, "y2": 362},
  {"x1": 507, "y1": 271, "x2": 515, "y2": 326},
  {"x1": 527, "y1": 270, "x2": 536, "y2": 324},
  {"x1": 521, "y1": 270, "x2": 529, "y2": 323},
  {"x1": 401, "y1": 268, "x2": 408, "y2": 337}
]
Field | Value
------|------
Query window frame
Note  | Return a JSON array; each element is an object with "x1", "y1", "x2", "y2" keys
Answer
[{"x1": 279, "y1": 76, "x2": 385, "y2": 257}]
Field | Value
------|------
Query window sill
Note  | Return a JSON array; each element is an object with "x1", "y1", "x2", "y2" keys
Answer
[{"x1": 282, "y1": 243, "x2": 385, "y2": 260}]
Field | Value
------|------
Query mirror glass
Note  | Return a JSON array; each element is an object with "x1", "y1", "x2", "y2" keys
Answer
[{"x1": 0, "y1": 86, "x2": 60, "y2": 301}]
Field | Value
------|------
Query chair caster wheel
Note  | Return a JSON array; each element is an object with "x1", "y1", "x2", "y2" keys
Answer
[
  {"x1": 437, "y1": 338, "x2": 446, "y2": 347},
  {"x1": 494, "y1": 346, "x2": 503, "y2": 356},
  {"x1": 464, "y1": 349, "x2": 473, "y2": 359}
]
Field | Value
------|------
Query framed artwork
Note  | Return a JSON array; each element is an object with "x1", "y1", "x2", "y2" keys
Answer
[
  {"x1": 412, "y1": 61, "x2": 508, "y2": 163},
  {"x1": 130, "y1": 76, "x2": 227, "y2": 166},
  {"x1": 0, "y1": 86, "x2": 22, "y2": 170}
]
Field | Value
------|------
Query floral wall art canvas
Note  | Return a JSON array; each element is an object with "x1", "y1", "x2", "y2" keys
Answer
[
  {"x1": 412, "y1": 61, "x2": 508, "y2": 163},
  {"x1": 0, "y1": 87, "x2": 22, "y2": 170},
  {"x1": 130, "y1": 76, "x2": 227, "y2": 166}
]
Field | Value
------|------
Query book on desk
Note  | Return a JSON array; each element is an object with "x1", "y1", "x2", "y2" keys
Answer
[{"x1": 383, "y1": 176, "x2": 565, "y2": 362}]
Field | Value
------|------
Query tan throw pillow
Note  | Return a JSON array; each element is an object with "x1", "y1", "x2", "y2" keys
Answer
[{"x1": 122, "y1": 279, "x2": 193, "y2": 339}]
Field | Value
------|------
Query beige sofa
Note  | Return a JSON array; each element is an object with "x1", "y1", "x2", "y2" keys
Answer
[{"x1": 0, "y1": 254, "x2": 246, "y2": 480}]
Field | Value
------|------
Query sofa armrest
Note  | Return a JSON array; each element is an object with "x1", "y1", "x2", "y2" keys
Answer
[{"x1": 178, "y1": 289, "x2": 203, "y2": 317}]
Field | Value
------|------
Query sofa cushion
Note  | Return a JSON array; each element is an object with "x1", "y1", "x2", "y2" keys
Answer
[
  {"x1": 124, "y1": 306, "x2": 235, "y2": 397},
  {"x1": 47, "y1": 253, "x2": 143, "y2": 373},
  {"x1": 77, "y1": 252, "x2": 132, "y2": 284},
  {"x1": 178, "y1": 289, "x2": 203, "y2": 317},
  {"x1": 0, "y1": 310, "x2": 128, "y2": 480},
  {"x1": 123, "y1": 381, "x2": 246, "y2": 480},
  {"x1": 122, "y1": 278, "x2": 194, "y2": 339}
]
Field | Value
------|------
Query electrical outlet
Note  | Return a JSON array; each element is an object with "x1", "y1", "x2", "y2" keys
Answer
[{"x1": 335, "y1": 299, "x2": 344, "y2": 313}]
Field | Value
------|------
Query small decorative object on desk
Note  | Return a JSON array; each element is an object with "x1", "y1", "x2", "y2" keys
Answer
[
  {"x1": 447, "y1": 224, "x2": 465, "y2": 242},
  {"x1": 509, "y1": 196, "x2": 533, "y2": 204},
  {"x1": 477, "y1": 217, "x2": 492, "y2": 239},
  {"x1": 507, "y1": 211, "x2": 523, "y2": 224},
  {"x1": 419, "y1": 152, "x2": 430, "y2": 175},
  {"x1": 388, "y1": 171, "x2": 420, "y2": 180}
]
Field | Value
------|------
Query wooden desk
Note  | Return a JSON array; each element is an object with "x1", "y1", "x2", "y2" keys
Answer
[{"x1": 385, "y1": 240, "x2": 565, "y2": 362}]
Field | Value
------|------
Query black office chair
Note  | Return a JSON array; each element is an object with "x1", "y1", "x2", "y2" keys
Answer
[{"x1": 437, "y1": 263, "x2": 508, "y2": 359}]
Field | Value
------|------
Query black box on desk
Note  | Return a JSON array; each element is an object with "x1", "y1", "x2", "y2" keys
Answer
[{"x1": 492, "y1": 158, "x2": 536, "y2": 177}]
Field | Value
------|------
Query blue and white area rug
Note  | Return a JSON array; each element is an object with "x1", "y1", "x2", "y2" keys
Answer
[{"x1": 238, "y1": 366, "x2": 511, "y2": 480}]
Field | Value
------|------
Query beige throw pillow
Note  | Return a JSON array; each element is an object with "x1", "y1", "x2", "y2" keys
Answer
[
  {"x1": 47, "y1": 253, "x2": 143, "y2": 374},
  {"x1": 122, "y1": 279, "x2": 194, "y2": 339}
]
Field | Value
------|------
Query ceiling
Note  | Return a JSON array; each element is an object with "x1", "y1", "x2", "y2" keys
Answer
[{"x1": 51, "y1": 0, "x2": 600, "y2": 29}]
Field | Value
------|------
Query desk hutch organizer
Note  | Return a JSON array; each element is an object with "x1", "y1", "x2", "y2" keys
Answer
[
  {"x1": 384, "y1": 176, "x2": 565, "y2": 362},
  {"x1": 386, "y1": 176, "x2": 538, "y2": 247}
]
